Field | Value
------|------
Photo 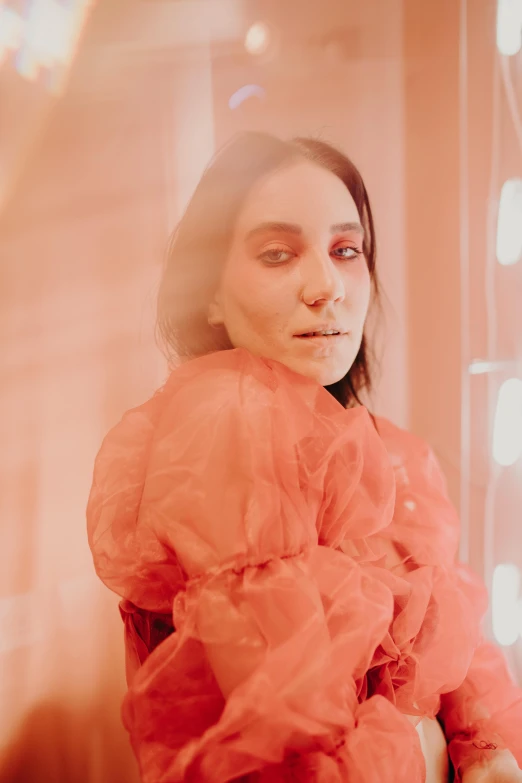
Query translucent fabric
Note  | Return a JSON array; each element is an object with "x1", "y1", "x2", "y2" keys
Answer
[
  {"x1": 375, "y1": 418, "x2": 522, "y2": 777},
  {"x1": 87, "y1": 349, "x2": 522, "y2": 782}
]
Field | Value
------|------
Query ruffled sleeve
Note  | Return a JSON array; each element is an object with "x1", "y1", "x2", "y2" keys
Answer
[
  {"x1": 87, "y1": 349, "x2": 425, "y2": 782},
  {"x1": 415, "y1": 451, "x2": 522, "y2": 777},
  {"x1": 374, "y1": 417, "x2": 522, "y2": 779}
]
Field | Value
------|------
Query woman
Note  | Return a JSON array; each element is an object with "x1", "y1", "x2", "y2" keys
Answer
[{"x1": 87, "y1": 133, "x2": 522, "y2": 782}]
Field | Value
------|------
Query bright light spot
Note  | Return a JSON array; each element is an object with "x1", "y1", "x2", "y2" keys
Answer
[
  {"x1": 228, "y1": 84, "x2": 265, "y2": 110},
  {"x1": 244, "y1": 22, "x2": 270, "y2": 55},
  {"x1": 492, "y1": 378, "x2": 522, "y2": 466},
  {"x1": 492, "y1": 564, "x2": 521, "y2": 646},
  {"x1": 496, "y1": 0, "x2": 522, "y2": 55},
  {"x1": 0, "y1": 7, "x2": 23, "y2": 66},
  {"x1": 21, "y1": 0, "x2": 71, "y2": 79},
  {"x1": 469, "y1": 360, "x2": 497, "y2": 375},
  {"x1": 496, "y1": 178, "x2": 522, "y2": 266},
  {"x1": 0, "y1": 0, "x2": 92, "y2": 90}
]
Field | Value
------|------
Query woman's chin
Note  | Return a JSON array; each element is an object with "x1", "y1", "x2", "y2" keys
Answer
[
  {"x1": 313, "y1": 369, "x2": 348, "y2": 387},
  {"x1": 283, "y1": 356, "x2": 350, "y2": 388},
  {"x1": 234, "y1": 344, "x2": 352, "y2": 388}
]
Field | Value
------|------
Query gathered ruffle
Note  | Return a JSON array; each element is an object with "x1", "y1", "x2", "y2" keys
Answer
[
  {"x1": 87, "y1": 349, "x2": 521, "y2": 781},
  {"x1": 121, "y1": 547, "x2": 426, "y2": 782}
]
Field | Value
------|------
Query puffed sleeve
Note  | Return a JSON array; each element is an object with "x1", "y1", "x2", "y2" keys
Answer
[
  {"x1": 373, "y1": 418, "x2": 522, "y2": 778},
  {"x1": 411, "y1": 448, "x2": 522, "y2": 778},
  {"x1": 87, "y1": 350, "x2": 426, "y2": 783}
]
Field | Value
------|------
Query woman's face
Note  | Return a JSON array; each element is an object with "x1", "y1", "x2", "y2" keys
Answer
[{"x1": 208, "y1": 160, "x2": 372, "y2": 386}]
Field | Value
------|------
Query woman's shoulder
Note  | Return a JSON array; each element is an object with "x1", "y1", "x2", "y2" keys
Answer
[
  {"x1": 373, "y1": 415, "x2": 432, "y2": 463},
  {"x1": 373, "y1": 415, "x2": 451, "y2": 493},
  {"x1": 95, "y1": 349, "x2": 361, "y2": 477},
  {"x1": 161, "y1": 348, "x2": 344, "y2": 421},
  {"x1": 164, "y1": 348, "x2": 284, "y2": 405},
  {"x1": 373, "y1": 415, "x2": 453, "y2": 504}
]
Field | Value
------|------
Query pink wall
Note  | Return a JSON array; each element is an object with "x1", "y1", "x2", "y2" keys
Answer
[{"x1": 403, "y1": 0, "x2": 464, "y2": 533}]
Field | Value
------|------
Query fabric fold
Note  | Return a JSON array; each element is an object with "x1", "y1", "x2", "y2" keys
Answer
[{"x1": 87, "y1": 348, "x2": 522, "y2": 782}]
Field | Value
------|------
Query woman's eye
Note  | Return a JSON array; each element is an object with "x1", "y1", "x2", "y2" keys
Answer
[
  {"x1": 258, "y1": 248, "x2": 294, "y2": 264},
  {"x1": 332, "y1": 246, "x2": 362, "y2": 260}
]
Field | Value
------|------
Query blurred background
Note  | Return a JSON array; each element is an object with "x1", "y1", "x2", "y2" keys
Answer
[{"x1": 0, "y1": 0, "x2": 521, "y2": 780}]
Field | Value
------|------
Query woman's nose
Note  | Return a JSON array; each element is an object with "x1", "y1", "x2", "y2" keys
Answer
[{"x1": 301, "y1": 254, "x2": 345, "y2": 306}]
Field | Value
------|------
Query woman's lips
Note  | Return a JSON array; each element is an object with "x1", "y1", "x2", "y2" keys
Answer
[
  {"x1": 294, "y1": 333, "x2": 349, "y2": 350},
  {"x1": 294, "y1": 333, "x2": 347, "y2": 340}
]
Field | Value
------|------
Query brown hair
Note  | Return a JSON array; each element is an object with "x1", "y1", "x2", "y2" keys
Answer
[{"x1": 157, "y1": 132, "x2": 381, "y2": 408}]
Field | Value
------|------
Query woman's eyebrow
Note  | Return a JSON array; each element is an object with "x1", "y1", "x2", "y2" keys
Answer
[
  {"x1": 330, "y1": 222, "x2": 365, "y2": 236},
  {"x1": 245, "y1": 221, "x2": 302, "y2": 239},
  {"x1": 245, "y1": 220, "x2": 365, "y2": 240}
]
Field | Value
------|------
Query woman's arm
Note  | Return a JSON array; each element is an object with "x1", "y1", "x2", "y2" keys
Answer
[
  {"x1": 414, "y1": 449, "x2": 522, "y2": 779},
  {"x1": 374, "y1": 420, "x2": 522, "y2": 782},
  {"x1": 439, "y1": 637, "x2": 522, "y2": 781}
]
